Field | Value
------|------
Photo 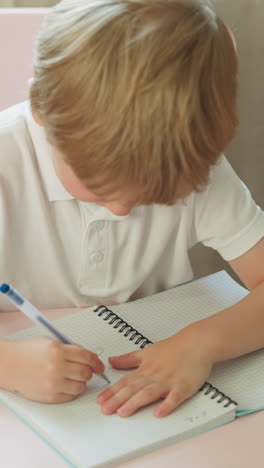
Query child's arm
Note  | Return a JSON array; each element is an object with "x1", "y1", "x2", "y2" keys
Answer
[
  {"x1": 0, "y1": 336, "x2": 105, "y2": 403},
  {"x1": 202, "y1": 236, "x2": 264, "y2": 360},
  {"x1": 97, "y1": 237, "x2": 264, "y2": 418}
]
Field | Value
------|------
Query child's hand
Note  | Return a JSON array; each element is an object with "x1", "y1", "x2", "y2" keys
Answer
[
  {"x1": 97, "y1": 325, "x2": 214, "y2": 418},
  {"x1": 3, "y1": 336, "x2": 105, "y2": 403}
]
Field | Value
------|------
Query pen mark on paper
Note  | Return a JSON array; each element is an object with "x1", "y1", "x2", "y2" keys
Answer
[
  {"x1": 92, "y1": 347, "x2": 105, "y2": 358},
  {"x1": 185, "y1": 410, "x2": 207, "y2": 424}
]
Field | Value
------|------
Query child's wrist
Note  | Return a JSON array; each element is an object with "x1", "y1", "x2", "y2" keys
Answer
[{"x1": 181, "y1": 320, "x2": 224, "y2": 365}]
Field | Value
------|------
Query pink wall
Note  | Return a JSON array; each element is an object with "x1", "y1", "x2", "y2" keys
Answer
[{"x1": 0, "y1": 9, "x2": 48, "y2": 111}]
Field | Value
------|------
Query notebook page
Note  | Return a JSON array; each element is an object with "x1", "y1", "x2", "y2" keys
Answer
[
  {"x1": 107, "y1": 271, "x2": 264, "y2": 412},
  {"x1": 0, "y1": 289, "x2": 237, "y2": 468},
  {"x1": 107, "y1": 271, "x2": 249, "y2": 340},
  {"x1": 0, "y1": 384, "x2": 235, "y2": 468}
]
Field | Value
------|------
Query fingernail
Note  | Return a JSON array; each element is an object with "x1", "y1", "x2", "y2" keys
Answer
[
  {"x1": 97, "y1": 394, "x2": 106, "y2": 403},
  {"x1": 154, "y1": 408, "x2": 165, "y2": 418},
  {"x1": 117, "y1": 405, "x2": 129, "y2": 417},
  {"x1": 101, "y1": 402, "x2": 114, "y2": 414}
]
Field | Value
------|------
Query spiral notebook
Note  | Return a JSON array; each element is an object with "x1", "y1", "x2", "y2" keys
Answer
[{"x1": 1, "y1": 270, "x2": 264, "y2": 468}]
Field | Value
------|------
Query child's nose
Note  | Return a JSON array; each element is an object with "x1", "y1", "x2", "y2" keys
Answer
[{"x1": 103, "y1": 202, "x2": 132, "y2": 216}]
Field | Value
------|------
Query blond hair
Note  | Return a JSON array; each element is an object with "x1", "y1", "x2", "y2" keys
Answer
[{"x1": 30, "y1": 0, "x2": 238, "y2": 204}]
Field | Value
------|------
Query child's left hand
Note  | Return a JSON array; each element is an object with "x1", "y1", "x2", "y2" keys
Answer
[{"x1": 97, "y1": 324, "x2": 214, "y2": 418}]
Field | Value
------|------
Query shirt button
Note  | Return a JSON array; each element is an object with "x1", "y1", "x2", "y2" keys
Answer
[
  {"x1": 90, "y1": 251, "x2": 104, "y2": 264},
  {"x1": 94, "y1": 221, "x2": 105, "y2": 232}
]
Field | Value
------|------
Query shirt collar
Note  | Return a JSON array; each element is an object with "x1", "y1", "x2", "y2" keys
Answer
[
  {"x1": 24, "y1": 101, "x2": 130, "y2": 221},
  {"x1": 25, "y1": 101, "x2": 74, "y2": 202}
]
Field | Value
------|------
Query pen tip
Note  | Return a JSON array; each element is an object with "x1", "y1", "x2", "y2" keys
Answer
[{"x1": 104, "y1": 375, "x2": 111, "y2": 384}]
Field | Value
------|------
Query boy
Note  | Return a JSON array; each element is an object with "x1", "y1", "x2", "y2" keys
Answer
[{"x1": 0, "y1": 0, "x2": 264, "y2": 418}]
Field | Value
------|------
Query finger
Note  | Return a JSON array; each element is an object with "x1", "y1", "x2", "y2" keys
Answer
[
  {"x1": 117, "y1": 383, "x2": 164, "y2": 417},
  {"x1": 100, "y1": 379, "x2": 147, "y2": 415},
  {"x1": 154, "y1": 388, "x2": 187, "y2": 418},
  {"x1": 109, "y1": 350, "x2": 141, "y2": 370},
  {"x1": 43, "y1": 392, "x2": 80, "y2": 404},
  {"x1": 64, "y1": 362, "x2": 93, "y2": 382},
  {"x1": 97, "y1": 373, "x2": 139, "y2": 404},
  {"x1": 62, "y1": 378, "x2": 87, "y2": 396},
  {"x1": 64, "y1": 345, "x2": 104, "y2": 373}
]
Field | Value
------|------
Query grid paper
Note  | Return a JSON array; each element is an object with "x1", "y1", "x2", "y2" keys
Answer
[{"x1": 0, "y1": 271, "x2": 250, "y2": 468}]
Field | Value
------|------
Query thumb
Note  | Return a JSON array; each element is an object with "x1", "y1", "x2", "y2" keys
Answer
[{"x1": 109, "y1": 350, "x2": 141, "y2": 369}]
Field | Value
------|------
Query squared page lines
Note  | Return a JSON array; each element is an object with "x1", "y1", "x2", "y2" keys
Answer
[{"x1": 1, "y1": 270, "x2": 263, "y2": 468}]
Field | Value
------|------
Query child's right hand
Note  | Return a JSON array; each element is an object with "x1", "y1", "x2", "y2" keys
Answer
[{"x1": 1, "y1": 336, "x2": 105, "y2": 403}]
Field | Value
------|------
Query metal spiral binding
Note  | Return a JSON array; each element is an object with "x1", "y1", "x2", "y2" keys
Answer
[
  {"x1": 93, "y1": 305, "x2": 153, "y2": 349},
  {"x1": 93, "y1": 306, "x2": 237, "y2": 408},
  {"x1": 200, "y1": 382, "x2": 238, "y2": 408}
]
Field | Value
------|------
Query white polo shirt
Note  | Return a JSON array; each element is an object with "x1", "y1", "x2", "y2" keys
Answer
[{"x1": 0, "y1": 101, "x2": 264, "y2": 311}]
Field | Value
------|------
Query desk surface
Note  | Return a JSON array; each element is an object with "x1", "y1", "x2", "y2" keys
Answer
[{"x1": 1, "y1": 310, "x2": 263, "y2": 468}]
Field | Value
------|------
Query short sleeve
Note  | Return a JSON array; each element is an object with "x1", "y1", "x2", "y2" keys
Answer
[{"x1": 193, "y1": 156, "x2": 264, "y2": 261}]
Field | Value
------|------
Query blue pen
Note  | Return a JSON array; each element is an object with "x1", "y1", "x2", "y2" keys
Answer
[{"x1": 0, "y1": 283, "x2": 110, "y2": 385}]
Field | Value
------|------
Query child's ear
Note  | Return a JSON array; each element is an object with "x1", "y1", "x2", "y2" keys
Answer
[
  {"x1": 32, "y1": 110, "x2": 43, "y2": 126},
  {"x1": 28, "y1": 77, "x2": 43, "y2": 126}
]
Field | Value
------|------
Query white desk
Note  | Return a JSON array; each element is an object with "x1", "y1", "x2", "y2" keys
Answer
[{"x1": 1, "y1": 310, "x2": 263, "y2": 468}]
